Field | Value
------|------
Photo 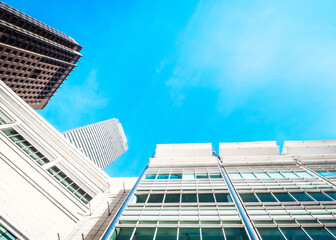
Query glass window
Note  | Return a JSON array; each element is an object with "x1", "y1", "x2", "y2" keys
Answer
[
  {"x1": 268, "y1": 172, "x2": 284, "y2": 178},
  {"x1": 291, "y1": 193, "x2": 314, "y2": 202},
  {"x1": 210, "y1": 173, "x2": 222, "y2": 179},
  {"x1": 215, "y1": 194, "x2": 232, "y2": 202},
  {"x1": 111, "y1": 227, "x2": 134, "y2": 240},
  {"x1": 135, "y1": 194, "x2": 148, "y2": 203},
  {"x1": 228, "y1": 173, "x2": 242, "y2": 179},
  {"x1": 273, "y1": 193, "x2": 296, "y2": 202},
  {"x1": 155, "y1": 228, "x2": 177, "y2": 240},
  {"x1": 280, "y1": 228, "x2": 310, "y2": 240},
  {"x1": 309, "y1": 193, "x2": 333, "y2": 202},
  {"x1": 148, "y1": 194, "x2": 164, "y2": 203},
  {"x1": 198, "y1": 194, "x2": 215, "y2": 203},
  {"x1": 201, "y1": 228, "x2": 224, "y2": 240},
  {"x1": 241, "y1": 173, "x2": 256, "y2": 179},
  {"x1": 133, "y1": 228, "x2": 155, "y2": 240},
  {"x1": 257, "y1": 193, "x2": 278, "y2": 202},
  {"x1": 145, "y1": 174, "x2": 156, "y2": 180},
  {"x1": 183, "y1": 174, "x2": 195, "y2": 180},
  {"x1": 254, "y1": 172, "x2": 270, "y2": 179},
  {"x1": 316, "y1": 171, "x2": 333, "y2": 177},
  {"x1": 178, "y1": 228, "x2": 201, "y2": 240},
  {"x1": 325, "y1": 192, "x2": 336, "y2": 200},
  {"x1": 170, "y1": 174, "x2": 182, "y2": 179},
  {"x1": 240, "y1": 193, "x2": 259, "y2": 202},
  {"x1": 257, "y1": 228, "x2": 285, "y2": 240},
  {"x1": 0, "y1": 224, "x2": 16, "y2": 240},
  {"x1": 157, "y1": 174, "x2": 169, "y2": 179},
  {"x1": 295, "y1": 172, "x2": 313, "y2": 178},
  {"x1": 196, "y1": 173, "x2": 208, "y2": 179},
  {"x1": 164, "y1": 194, "x2": 180, "y2": 203},
  {"x1": 182, "y1": 194, "x2": 197, "y2": 203},
  {"x1": 224, "y1": 228, "x2": 249, "y2": 240},
  {"x1": 282, "y1": 172, "x2": 299, "y2": 178},
  {"x1": 304, "y1": 227, "x2": 335, "y2": 240}
]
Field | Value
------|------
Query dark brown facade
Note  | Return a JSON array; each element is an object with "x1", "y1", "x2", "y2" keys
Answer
[{"x1": 0, "y1": 2, "x2": 82, "y2": 109}]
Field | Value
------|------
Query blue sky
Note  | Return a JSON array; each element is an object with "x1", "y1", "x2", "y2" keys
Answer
[{"x1": 8, "y1": 0, "x2": 336, "y2": 177}]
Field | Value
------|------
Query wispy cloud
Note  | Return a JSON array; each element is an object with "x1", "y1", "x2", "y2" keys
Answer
[{"x1": 160, "y1": 0, "x2": 336, "y2": 136}]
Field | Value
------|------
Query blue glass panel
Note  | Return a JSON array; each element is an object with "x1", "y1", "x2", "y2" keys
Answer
[
  {"x1": 257, "y1": 228, "x2": 285, "y2": 240},
  {"x1": 304, "y1": 227, "x2": 335, "y2": 240},
  {"x1": 309, "y1": 193, "x2": 333, "y2": 201},
  {"x1": 210, "y1": 173, "x2": 222, "y2": 178},
  {"x1": 155, "y1": 228, "x2": 177, "y2": 240},
  {"x1": 201, "y1": 228, "x2": 224, "y2": 240},
  {"x1": 317, "y1": 171, "x2": 333, "y2": 177},
  {"x1": 280, "y1": 227, "x2": 310, "y2": 240},
  {"x1": 273, "y1": 193, "x2": 296, "y2": 202},
  {"x1": 224, "y1": 228, "x2": 249, "y2": 240},
  {"x1": 133, "y1": 228, "x2": 155, "y2": 240},
  {"x1": 325, "y1": 192, "x2": 336, "y2": 200},
  {"x1": 170, "y1": 174, "x2": 182, "y2": 179},
  {"x1": 240, "y1": 193, "x2": 259, "y2": 202},
  {"x1": 182, "y1": 194, "x2": 197, "y2": 203},
  {"x1": 178, "y1": 228, "x2": 201, "y2": 240},
  {"x1": 145, "y1": 174, "x2": 156, "y2": 179},
  {"x1": 157, "y1": 174, "x2": 169, "y2": 179},
  {"x1": 291, "y1": 193, "x2": 314, "y2": 202},
  {"x1": 215, "y1": 194, "x2": 232, "y2": 202},
  {"x1": 164, "y1": 194, "x2": 181, "y2": 203},
  {"x1": 198, "y1": 194, "x2": 215, "y2": 203},
  {"x1": 257, "y1": 193, "x2": 278, "y2": 202}
]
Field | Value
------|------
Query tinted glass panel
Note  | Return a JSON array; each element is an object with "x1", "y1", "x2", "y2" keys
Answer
[
  {"x1": 210, "y1": 173, "x2": 222, "y2": 178},
  {"x1": 170, "y1": 174, "x2": 182, "y2": 179},
  {"x1": 148, "y1": 194, "x2": 164, "y2": 203},
  {"x1": 326, "y1": 192, "x2": 336, "y2": 200},
  {"x1": 157, "y1": 174, "x2": 169, "y2": 179},
  {"x1": 196, "y1": 173, "x2": 208, "y2": 179},
  {"x1": 165, "y1": 194, "x2": 180, "y2": 203},
  {"x1": 182, "y1": 194, "x2": 197, "y2": 203},
  {"x1": 257, "y1": 193, "x2": 278, "y2": 202},
  {"x1": 155, "y1": 228, "x2": 177, "y2": 240},
  {"x1": 240, "y1": 193, "x2": 259, "y2": 202},
  {"x1": 215, "y1": 194, "x2": 232, "y2": 202},
  {"x1": 133, "y1": 228, "x2": 155, "y2": 240},
  {"x1": 280, "y1": 227, "x2": 310, "y2": 240},
  {"x1": 199, "y1": 194, "x2": 215, "y2": 203},
  {"x1": 224, "y1": 228, "x2": 249, "y2": 240},
  {"x1": 136, "y1": 194, "x2": 148, "y2": 203},
  {"x1": 201, "y1": 228, "x2": 224, "y2": 240},
  {"x1": 273, "y1": 193, "x2": 296, "y2": 202},
  {"x1": 257, "y1": 228, "x2": 285, "y2": 240},
  {"x1": 145, "y1": 174, "x2": 156, "y2": 179},
  {"x1": 304, "y1": 227, "x2": 335, "y2": 240},
  {"x1": 317, "y1": 171, "x2": 333, "y2": 177},
  {"x1": 291, "y1": 193, "x2": 314, "y2": 202},
  {"x1": 113, "y1": 227, "x2": 134, "y2": 240},
  {"x1": 309, "y1": 193, "x2": 333, "y2": 201},
  {"x1": 178, "y1": 228, "x2": 200, "y2": 240}
]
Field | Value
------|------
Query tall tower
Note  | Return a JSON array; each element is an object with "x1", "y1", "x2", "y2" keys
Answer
[
  {"x1": 0, "y1": 1, "x2": 82, "y2": 109},
  {"x1": 62, "y1": 119, "x2": 128, "y2": 169}
]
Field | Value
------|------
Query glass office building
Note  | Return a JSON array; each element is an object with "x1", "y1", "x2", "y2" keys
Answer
[{"x1": 102, "y1": 141, "x2": 336, "y2": 240}]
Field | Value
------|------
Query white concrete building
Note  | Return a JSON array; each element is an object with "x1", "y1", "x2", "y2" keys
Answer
[
  {"x1": 62, "y1": 119, "x2": 128, "y2": 169},
  {"x1": 0, "y1": 81, "x2": 135, "y2": 240}
]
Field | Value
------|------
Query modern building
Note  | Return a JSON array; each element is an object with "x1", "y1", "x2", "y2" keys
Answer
[
  {"x1": 0, "y1": 1, "x2": 82, "y2": 110},
  {"x1": 62, "y1": 119, "x2": 128, "y2": 169},
  {"x1": 102, "y1": 142, "x2": 336, "y2": 240},
  {"x1": 0, "y1": 81, "x2": 136, "y2": 240}
]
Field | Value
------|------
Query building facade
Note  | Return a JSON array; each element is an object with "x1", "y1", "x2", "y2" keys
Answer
[
  {"x1": 0, "y1": 1, "x2": 82, "y2": 110},
  {"x1": 102, "y1": 142, "x2": 336, "y2": 240},
  {"x1": 0, "y1": 81, "x2": 135, "y2": 240},
  {"x1": 62, "y1": 119, "x2": 128, "y2": 169}
]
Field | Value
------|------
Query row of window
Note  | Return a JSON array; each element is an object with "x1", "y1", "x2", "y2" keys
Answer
[
  {"x1": 229, "y1": 171, "x2": 313, "y2": 180},
  {"x1": 239, "y1": 191, "x2": 336, "y2": 203},
  {"x1": 257, "y1": 227, "x2": 336, "y2": 240},
  {"x1": 0, "y1": 223, "x2": 17, "y2": 240},
  {"x1": 111, "y1": 227, "x2": 249, "y2": 240},
  {"x1": 132, "y1": 193, "x2": 232, "y2": 204},
  {"x1": 1, "y1": 128, "x2": 92, "y2": 204},
  {"x1": 145, "y1": 173, "x2": 222, "y2": 180},
  {"x1": 316, "y1": 171, "x2": 336, "y2": 178}
]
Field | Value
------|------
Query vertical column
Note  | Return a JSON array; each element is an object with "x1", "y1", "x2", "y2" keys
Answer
[{"x1": 217, "y1": 160, "x2": 261, "y2": 240}]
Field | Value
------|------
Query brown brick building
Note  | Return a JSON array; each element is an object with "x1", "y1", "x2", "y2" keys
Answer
[{"x1": 0, "y1": 1, "x2": 82, "y2": 110}]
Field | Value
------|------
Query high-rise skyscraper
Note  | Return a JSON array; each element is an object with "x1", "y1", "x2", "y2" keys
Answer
[
  {"x1": 102, "y1": 142, "x2": 336, "y2": 240},
  {"x1": 0, "y1": 1, "x2": 82, "y2": 110},
  {"x1": 62, "y1": 119, "x2": 128, "y2": 169}
]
